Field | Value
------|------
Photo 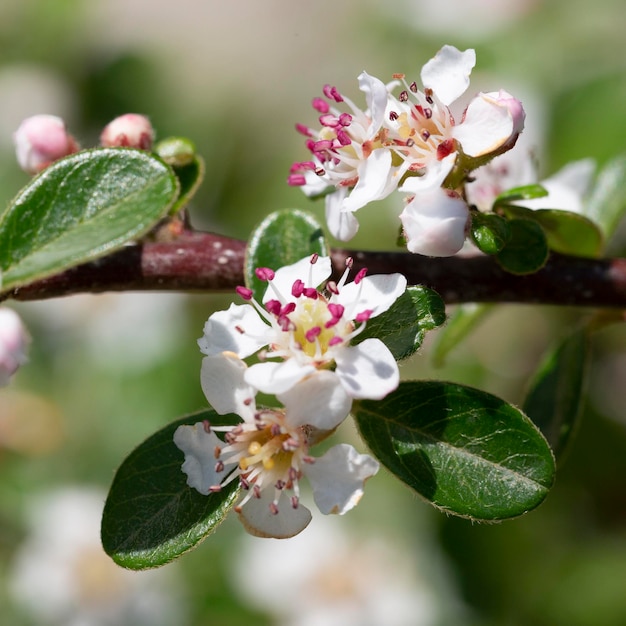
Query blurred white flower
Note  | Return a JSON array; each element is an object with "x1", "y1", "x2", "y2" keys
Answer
[
  {"x1": 233, "y1": 514, "x2": 442, "y2": 626},
  {"x1": 0, "y1": 307, "x2": 29, "y2": 386},
  {"x1": 9, "y1": 487, "x2": 186, "y2": 626}
]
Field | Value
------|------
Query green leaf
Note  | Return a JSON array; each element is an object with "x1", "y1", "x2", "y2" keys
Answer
[
  {"x1": 0, "y1": 148, "x2": 178, "y2": 293},
  {"x1": 496, "y1": 218, "x2": 549, "y2": 275},
  {"x1": 354, "y1": 381, "x2": 555, "y2": 520},
  {"x1": 101, "y1": 410, "x2": 240, "y2": 570},
  {"x1": 432, "y1": 303, "x2": 495, "y2": 367},
  {"x1": 355, "y1": 286, "x2": 446, "y2": 360},
  {"x1": 169, "y1": 155, "x2": 205, "y2": 215},
  {"x1": 585, "y1": 154, "x2": 626, "y2": 243},
  {"x1": 501, "y1": 205, "x2": 603, "y2": 258},
  {"x1": 470, "y1": 212, "x2": 511, "y2": 254},
  {"x1": 494, "y1": 184, "x2": 548, "y2": 206},
  {"x1": 245, "y1": 209, "x2": 328, "y2": 300},
  {"x1": 524, "y1": 327, "x2": 590, "y2": 460}
]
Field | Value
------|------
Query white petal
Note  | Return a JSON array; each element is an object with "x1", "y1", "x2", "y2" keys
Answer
[
  {"x1": 325, "y1": 188, "x2": 360, "y2": 241},
  {"x1": 358, "y1": 71, "x2": 389, "y2": 135},
  {"x1": 334, "y1": 338, "x2": 399, "y2": 400},
  {"x1": 336, "y1": 273, "x2": 407, "y2": 319},
  {"x1": 399, "y1": 153, "x2": 456, "y2": 194},
  {"x1": 244, "y1": 359, "x2": 315, "y2": 395},
  {"x1": 400, "y1": 188, "x2": 469, "y2": 256},
  {"x1": 420, "y1": 45, "x2": 476, "y2": 106},
  {"x1": 238, "y1": 490, "x2": 312, "y2": 538},
  {"x1": 341, "y1": 148, "x2": 394, "y2": 213},
  {"x1": 201, "y1": 354, "x2": 257, "y2": 420},
  {"x1": 198, "y1": 303, "x2": 269, "y2": 358},
  {"x1": 278, "y1": 370, "x2": 352, "y2": 431},
  {"x1": 262, "y1": 255, "x2": 332, "y2": 304},
  {"x1": 452, "y1": 91, "x2": 522, "y2": 158},
  {"x1": 301, "y1": 167, "x2": 332, "y2": 197},
  {"x1": 173, "y1": 423, "x2": 236, "y2": 495},
  {"x1": 304, "y1": 443, "x2": 379, "y2": 515}
]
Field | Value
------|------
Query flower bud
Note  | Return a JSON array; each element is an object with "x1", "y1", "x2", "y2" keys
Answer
[
  {"x1": 100, "y1": 114, "x2": 154, "y2": 150},
  {"x1": 13, "y1": 115, "x2": 79, "y2": 175},
  {"x1": 0, "y1": 308, "x2": 29, "y2": 386},
  {"x1": 154, "y1": 136, "x2": 196, "y2": 167},
  {"x1": 400, "y1": 188, "x2": 470, "y2": 256}
]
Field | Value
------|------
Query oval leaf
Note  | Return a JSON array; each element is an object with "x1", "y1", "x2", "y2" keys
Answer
[
  {"x1": 354, "y1": 381, "x2": 555, "y2": 520},
  {"x1": 494, "y1": 183, "x2": 548, "y2": 206},
  {"x1": 470, "y1": 212, "x2": 511, "y2": 254},
  {"x1": 245, "y1": 209, "x2": 328, "y2": 300},
  {"x1": 496, "y1": 218, "x2": 549, "y2": 275},
  {"x1": 101, "y1": 410, "x2": 240, "y2": 570},
  {"x1": 0, "y1": 148, "x2": 178, "y2": 293},
  {"x1": 524, "y1": 327, "x2": 590, "y2": 460},
  {"x1": 168, "y1": 155, "x2": 205, "y2": 215},
  {"x1": 354, "y1": 286, "x2": 446, "y2": 360}
]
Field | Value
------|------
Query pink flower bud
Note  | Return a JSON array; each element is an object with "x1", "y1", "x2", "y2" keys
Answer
[
  {"x1": 100, "y1": 114, "x2": 155, "y2": 150},
  {"x1": 13, "y1": 115, "x2": 79, "y2": 175},
  {"x1": 0, "y1": 308, "x2": 29, "y2": 386}
]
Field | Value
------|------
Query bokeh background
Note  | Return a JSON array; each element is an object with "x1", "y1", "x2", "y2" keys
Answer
[{"x1": 1, "y1": 1, "x2": 626, "y2": 624}]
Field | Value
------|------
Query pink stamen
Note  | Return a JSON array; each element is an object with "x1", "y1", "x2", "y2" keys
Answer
[
  {"x1": 323, "y1": 84, "x2": 343, "y2": 103},
  {"x1": 295, "y1": 123, "x2": 313, "y2": 137},
  {"x1": 265, "y1": 299, "x2": 282, "y2": 315},
  {"x1": 336, "y1": 129, "x2": 351, "y2": 146},
  {"x1": 255, "y1": 267, "x2": 275, "y2": 281},
  {"x1": 303, "y1": 287, "x2": 318, "y2": 299},
  {"x1": 292, "y1": 279, "x2": 304, "y2": 298},
  {"x1": 339, "y1": 113, "x2": 352, "y2": 126},
  {"x1": 288, "y1": 174, "x2": 306, "y2": 186},
  {"x1": 354, "y1": 268, "x2": 368, "y2": 284},
  {"x1": 305, "y1": 326, "x2": 322, "y2": 342},
  {"x1": 327, "y1": 303, "x2": 345, "y2": 319},
  {"x1": 312, "y1": 97, "x2": 330, "y2": 114},
  {"x1": 319, "y1": 114, "x2": 339, "y2": 127},
  {"x1": 328, "y1": 336, "x2": 343, "y2": 346},
  {"x1": 355, "y1": 309, "x2": 373, "y2": 323}
]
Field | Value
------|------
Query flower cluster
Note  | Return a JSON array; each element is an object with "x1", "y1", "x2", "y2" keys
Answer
[
  {"x1": 289, "y1": 45, "x2": 525, "y2": 256},
  {"x1": 174, "y1": 254, "x2": 406, "y2": 537}
]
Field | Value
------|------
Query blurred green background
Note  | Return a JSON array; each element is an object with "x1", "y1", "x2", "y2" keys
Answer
[{"x1": 1, "y1": 1, "x2": 626, "y2": 624}]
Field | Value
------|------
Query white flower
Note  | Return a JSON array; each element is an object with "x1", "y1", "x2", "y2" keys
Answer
[
  {"x1": 198, "y1": 254, "x2": 405, "y2": 405},
  {"x1": 466, "y1": 151, "x2": 595, "y2": 215},
  {"x1": 0, "y1": 307, "x2": 29, "y2": 386},
  {"x1": 174, "y1": 355, "x2": 379, "y2": 539}
]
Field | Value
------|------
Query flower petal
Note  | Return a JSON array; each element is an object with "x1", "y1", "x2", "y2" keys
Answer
[
  {"x1": 325, "y1": 188, "x2": 360, "y2": 241},
  {"x1": 244, "y1": 359, "x2": 316, "y2": 395},
  {"x1": 453, "y1": 90, "x2": 524, "y2": 158},
  {"x1": 399, "y1": 153, "x2": 456, "y2": 194},
  {"x1": 173, "y1": 422, "x2": 236, "y2": 495},
  {"x1": 357, "y1": 71, "x2": 389, "y2": 135},
  {"x1": 262, "y1": 255, "x2": 332, "y2": 304},
  {"x1": 420, "y1": 45, "x2": 476, "y2": 106},
  {"x1": 334, "y1": 338, "x2": 399, "y2": 400},
  {"x1": 238, "y1": 490, "x2": 312, "y2": 538},
  {"x1": 400, "y1": 188, "x2": 469, "y2": 256},
  {"x1": 198, "y1": 303, "x2": 269, "y2": 358},
  {"x1": 304, "y1": 443, "x2": 379, "y2": 515},
  {"x1": 201, "y1": 353, "x2": 257, "y2": 420},
  {"x1": 336, "y1": 273, "x2": 407, "y2": 319},
  {"x1": 341, "y1": 148, "x2": 394, "y2": 213},
  {"x1": 278, "y1": 370, "x2": 352, "y2": 431}
]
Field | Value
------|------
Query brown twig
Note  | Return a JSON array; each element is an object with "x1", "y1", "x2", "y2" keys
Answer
[{"x1": 3, "y1": 230, "x2": 626, "y2": 308}]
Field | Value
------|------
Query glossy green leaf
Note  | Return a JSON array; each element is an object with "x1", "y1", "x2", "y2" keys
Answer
[
  {"x1": 524, "y1": 327, "x2": 590, "y2": 460},
  {"x1": 502, "y1": 205, "x2": 603, "y2": 258},
  {"x1": 432, "y1": 303, "x2": 495, "y2": 367},
  {"x1": 496, "y1": 218, "x2": 549, "y2": 275},
  {"x1": 354, "y1": 381, "x2": 555, "y2": 520},
  {"x1": 355, "y1": 286, "x2": 446, "y2": 360},
  {"x1": 245, "y1": 209, "x2": 328, "y2": 300},
  {"x1": 0, "y1": 148, "x2": 178, "y2": 293},
  {"x1": 494, "y1": 184, "x2": 548, "y2": 206},
  {"x1": 470, "y1": 212, "x2": 511, "y2": 254},
  {"x1": 585, "y1": 154, "x2": 626, "y2": 243},
  {"x1": 169, "y1": 155, "x2": 205, "y2": 215},
  {"x1": 101, "y1": 410, "x2": 240, "y2": 570}
]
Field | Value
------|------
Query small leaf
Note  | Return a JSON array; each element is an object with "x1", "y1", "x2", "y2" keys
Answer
[
  {"x1": 168, "y1": 155, "x2": 205, "y2": 215},
  {"x1": 494, "y1": 184, "x2": 548, "y2": 206},
  {"x1": 585, "y1": 154, "x2": 626, "y2": 243},
  {"x1": 101, "y1": 410, "x2": 240, "y2": 570},
  {"x1": 470, "y1": 212, "x2": 511, "y2": 254},
  {"x1": 0, "y1": 148, "x2": 178, "y2": 293},
  {"x1": 355, "y1": 286, "x2": 446, "y2": 360},
  {"x1": 524, "y1": 327, "x2": 590, "y2": 460},
  {"x1": 432, "y1": 303, "x2": 495, "y2": 367},
  {"x1": 245, "y1": 209, "x2": 328, "y2": 300},
  {"x1": 501, "y1": 205, "x2": 603, "y2": 258},
  {"x1": 354, "y1": 381, "x2": 555, "y2": 520},
  {"x1": 496, "y1": 218, "x2": 549, "y2": 275}
]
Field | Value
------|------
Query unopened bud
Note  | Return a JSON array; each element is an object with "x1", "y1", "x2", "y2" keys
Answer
[
  {"x1": 100, "y1": 113, "x2": 155, "y2": 150},
  {"x1": 0, "y1": 308, "x2": 29, "y2": 386},
  {"x1": 154, "y1": 136, "x2": 196, "y2": 167},
  {"x1": 13, "y1": 115, "x2": 79, "y2": 175}
]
